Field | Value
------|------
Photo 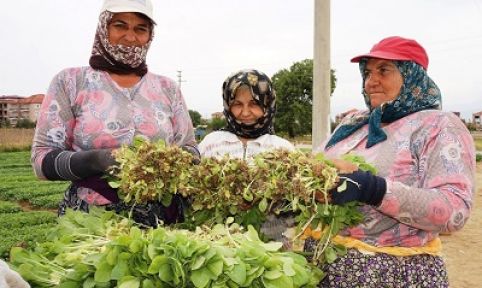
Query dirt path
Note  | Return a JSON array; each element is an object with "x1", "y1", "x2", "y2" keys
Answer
[{"x1": 441, "y1": 163, "x2": 482, "y2": 287}]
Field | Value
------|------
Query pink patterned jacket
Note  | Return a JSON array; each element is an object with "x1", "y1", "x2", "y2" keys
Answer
[
  {"x1": 316, "y1": 110, "x2": 475, "y2": 247},
  {"x1": 31, "y1": 67, "x2": 196, "y2": 205}
]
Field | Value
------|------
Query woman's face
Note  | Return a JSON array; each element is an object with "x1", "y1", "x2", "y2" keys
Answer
[
  {"x1": 230, "y1": 88, "x2": 264, "y2": 125},
  {"x1": 108, "y1": 12, "x2": 151, "y2": 46},
  {"x1": 363, "y1": 58, "x2": 403, "y2": 108}
]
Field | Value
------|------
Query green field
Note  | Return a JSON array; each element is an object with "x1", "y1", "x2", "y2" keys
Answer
[{"x1": 0, "y1": 151, "x2": 68, "y2": 258}]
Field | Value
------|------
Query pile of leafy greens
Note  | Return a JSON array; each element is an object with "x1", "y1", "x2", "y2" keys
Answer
[
  {"x1": 11, "y1": 138, "x2": 377, "y2": 287},
  {"x1": 108, "y1": 138, "x2": 368, "y2": 264},
  {"x1": 10, "y1": 209, "x2": 323, "y2": 287}
]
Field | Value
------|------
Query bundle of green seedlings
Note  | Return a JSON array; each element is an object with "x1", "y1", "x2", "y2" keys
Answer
[
  {"x1": 109, "y1": 138, "x2": 369, "y2": 265},
  {"x1": 10, "y1": 208, "x2": 323, "y2": 287}
]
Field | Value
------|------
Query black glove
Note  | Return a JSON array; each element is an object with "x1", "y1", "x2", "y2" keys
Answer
[
  {"x1": 330, "y1": 170, "x2": 386, "y2": 206},
  {"x1": 70, "y1": 149, "x2": 117, "y2": 178},
  {"x1": 42, "y1": 148, "x2": 117, "y2": 180}
]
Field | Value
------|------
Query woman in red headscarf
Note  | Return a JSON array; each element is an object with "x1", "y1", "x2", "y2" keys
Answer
[{"x1": 309, "y1": 36, "x2": 476, "y2": 287}]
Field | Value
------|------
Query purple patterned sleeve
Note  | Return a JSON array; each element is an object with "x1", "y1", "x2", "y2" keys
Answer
[
  {"x1": 170, "y1": 84, "x2": 197, "y2": 148},
  {"x1": 31, "y1": 69, "x2": 77, "y2": 179}
]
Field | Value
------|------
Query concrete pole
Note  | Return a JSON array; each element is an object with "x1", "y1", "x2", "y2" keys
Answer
[{"x1": 312, "y1": 0, "x2": 331, "y2": 150}]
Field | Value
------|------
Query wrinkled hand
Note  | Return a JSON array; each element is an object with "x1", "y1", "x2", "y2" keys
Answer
[
  {"x1": 330, "y1": 158, "x2": 359, "y2": 174},
  {"x1": 0, "y1": 260, "x2": 30, "y2": 288},
  {"x1": 330, "y1": 170, "x2": 386, "y2": 206}
]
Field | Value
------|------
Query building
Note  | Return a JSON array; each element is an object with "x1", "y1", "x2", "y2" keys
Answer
[
  {"x1": 211, "y1": 112, "x2": 225, "y2": 119},
  {"x1": 194, "y1": 125, "x2": 207, "y2": 141},
  {"x1": 0, "y1": 94, "x2": 44, "y2": 126}
]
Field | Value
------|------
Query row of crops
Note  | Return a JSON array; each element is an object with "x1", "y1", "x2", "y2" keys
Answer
[{"x1": 0, "y1": 151, "x2": 69, "y2": 258}]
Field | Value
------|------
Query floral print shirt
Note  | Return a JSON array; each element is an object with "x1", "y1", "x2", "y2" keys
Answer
[
  {"x1": 316, "y1": 110, "x2": 475, "y2": 248},
  {"x1": 31, "y1": 67, "x2": 196, "y2": 204}
]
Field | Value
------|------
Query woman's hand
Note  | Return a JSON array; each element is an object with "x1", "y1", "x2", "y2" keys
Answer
[
  {"x1": 330, "y1": 171, "x2": 387, "y2": 206},
  {"x1": 330, "y1": 158, "x2": 359, "y2": 174}
]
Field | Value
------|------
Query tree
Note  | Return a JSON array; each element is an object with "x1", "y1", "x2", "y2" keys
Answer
[
  {"x1": 272, "y1": 59, "x2": 337, "y2": 138},
  {"x1": 188, "y1": 110, "x2": 202, "y2": 127},
  {"x1": 15, "y1": 118, "x2": 36, "y2": 129},
  {"x1": 207, "y1": 117, "x2": 226, "y2": 131},
  {"x1": 0, "y1": 118, "x2": 11, "y2": 128}
]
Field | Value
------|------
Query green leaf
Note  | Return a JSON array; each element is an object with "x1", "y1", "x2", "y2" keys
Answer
[
  {"x1": 161, "y1": 193, "x2": 173, "y2": 207},
  {"x1": 82, "y1": 277, "x2": 96, "y2": 288},
  {"x1": 263, "y1": 270, "x2": 283, "y2": 280},
  {"x1": 118, "y1": 276, "x2": 141, "y2": 288},
  {"x1": 260, "y1": 242, "x2": 283, "y2": 252},
  {"x1": 94, "y1": 261, "x2": 113, "y2": 282},
  {"x1": 337, "y1": 180, "x2": 347, "y2": 192},
  {"x1": 141, "y1": 279, "x2": 156, "y2": 288},
  {"x1": 263, "y1": 274, "x2": 294, "y2": 288},
  {"x1": 111, "y1": 259, "x2": 130, "y2": 280},
  {"x1": 58, "y1": 281, "x2": 80, "y2": 288},
  {"x1": 147, "y1": 255, "x2": 169, "y2": 274},
  {"x1": 108, "y1": 180, "x2": 121, "y2": 188},
  {"x1": 281, "y1": 258, "x2": 295, "y2": 277},
  {"x1": 129, "y1": 239, "x2": 144, "y2": 253},
  {"x1": 291, "y1": 264, "x2": 309, "y2": 286},
  {"x1": 106, "y1": 247, "x2": 119, "y2": 266},
  {"x1": 158, "y1": 262, "x2": 174, "y2": 283},
  {"x1": 226, "y1": 262, "x2": 247, "y2": 285},
  {"x1": 324, "y1": 246, "x2": 338, "y2": 264},
  {"x1": 242, "y1": 190, "x2": 253, "y2": 201},
  {"x1": 258, "y1": 198, "x2": 268, "y2": 212},
  {"x1": 207, "y1": 259, "x2": 224, "y2": 277},
  {"x1": 65, "y1": 263, "x2": 91, "y2": 281},
  {"x1": 191, "y1": 267, "x2": 211, "y2": 288},
  {"x1": 226, "y1": 217, "x2": 234, "y2": 225},
  {"x1": 191, "y1": 255, "x2": 206, "y2": 270}
]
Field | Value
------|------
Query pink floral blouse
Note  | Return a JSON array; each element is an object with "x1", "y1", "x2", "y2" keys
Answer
[
  {"x1": 316, "y1": 110, "x2": 475, "y2": 247},
  {"x1": 31, "y1": 67, "x2": 196, "y2": 204}
]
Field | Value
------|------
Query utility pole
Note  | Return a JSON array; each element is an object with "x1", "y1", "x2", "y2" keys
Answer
[
  {"x1": 312, "y1": 0, "x2": 331, "y2": 150},
  {"x1": 177, "y1": 70, "x2": 186, "y2": 88}
]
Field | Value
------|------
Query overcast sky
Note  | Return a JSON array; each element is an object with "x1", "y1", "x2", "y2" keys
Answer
[{"x1": 1, "y1": 0, "x2": 481, "y2": 120}]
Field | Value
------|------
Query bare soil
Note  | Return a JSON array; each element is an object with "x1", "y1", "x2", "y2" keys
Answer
[{"x1": 441, "y1": 163, "x2": 482, "y2": 287}]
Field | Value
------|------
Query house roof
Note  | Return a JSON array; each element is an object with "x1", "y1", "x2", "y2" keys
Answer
[
  {"x1": 19, "y1": 94, "x2": 44, "y2": 104},
  {"x1": 0, "y1": 94, "x2": 44, "y2": 105}
]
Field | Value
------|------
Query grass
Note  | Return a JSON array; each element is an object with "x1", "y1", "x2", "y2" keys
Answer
[
  {"x1": 0, "y1": 152, "x2": 68, "y2": 204},
  {"x1": 0, "y1": 201, "x2": 22, "y2": 214},
  {"x1": 0, "y1": 150, "x2": 67, "y2": 260},
  {"x1": 0, "y1": 128, "x2": 34, "y2": 152}
]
